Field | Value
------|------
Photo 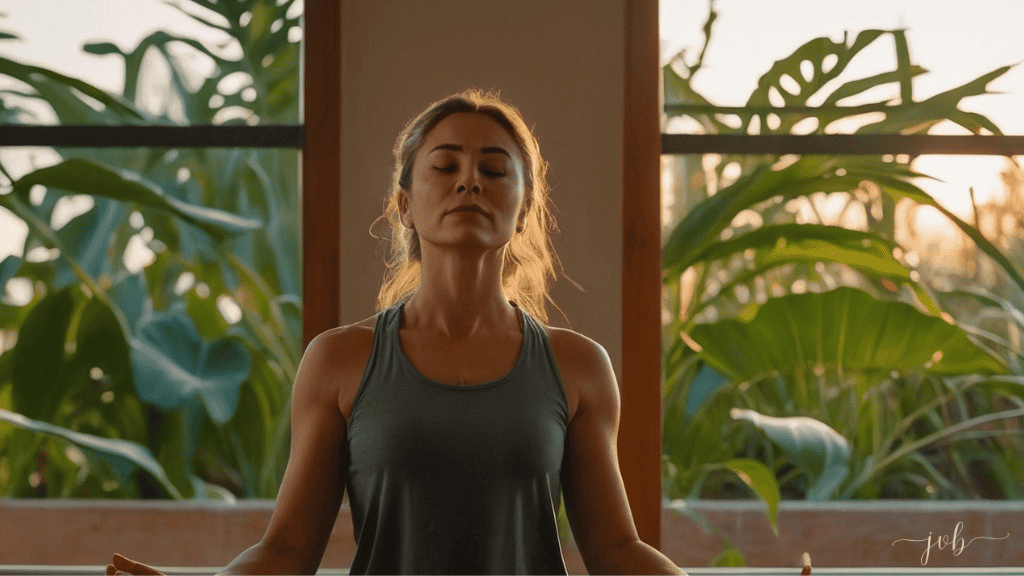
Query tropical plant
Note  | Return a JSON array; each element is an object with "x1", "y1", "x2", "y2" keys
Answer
[
  {"x1": 0, "y1": 0, "x2": 302, "y2": 500},
  {"x1": 660, "y1": 1, "x2": 1024, "y2": 565}
]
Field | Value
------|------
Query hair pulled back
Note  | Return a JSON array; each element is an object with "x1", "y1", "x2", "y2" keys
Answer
[{"x1": 372, "y1": 89, "x2": 569, "y2": 323}]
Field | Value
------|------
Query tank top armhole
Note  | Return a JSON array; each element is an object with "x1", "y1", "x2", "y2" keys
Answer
[
  {"x1": 533, "y1": 318, "x2": 571, "y2": 426},
  {"x1": 346, "y1": 311, "x2": 387, "y2": 433}
]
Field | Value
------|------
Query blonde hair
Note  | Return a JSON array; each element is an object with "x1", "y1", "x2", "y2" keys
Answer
[{"x1": 371, "y1": 89, "x2": 575, "y2": 324}]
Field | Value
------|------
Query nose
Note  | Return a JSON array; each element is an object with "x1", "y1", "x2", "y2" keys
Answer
[{"x1": 457, "y1": 168, "x2": 481, "y2": 194}]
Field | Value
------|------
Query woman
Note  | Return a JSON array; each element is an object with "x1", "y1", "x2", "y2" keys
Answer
[{"x1": 108, "y1": 90, "x2": 686, "y2": 575}]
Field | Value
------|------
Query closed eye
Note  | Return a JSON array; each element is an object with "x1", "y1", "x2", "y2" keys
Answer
[{"x1": 432, "y1": 165, "x2": 506, "y2": 177}]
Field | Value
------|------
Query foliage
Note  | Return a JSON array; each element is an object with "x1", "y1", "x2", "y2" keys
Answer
[
  {"x1": 661, "y1": 1, "x2": 1024, "y2": 565},
  {"x1": 0, "y1": 0, "x2": 302, "y2": 499}
]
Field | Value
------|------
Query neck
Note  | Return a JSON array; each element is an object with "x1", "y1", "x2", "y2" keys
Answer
[{"x1": 404, "y1": 259, "x2": 517, "y2": 341}]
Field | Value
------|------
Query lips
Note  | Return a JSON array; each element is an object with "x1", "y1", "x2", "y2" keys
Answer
[{"x1": 447, "y1": 205, "x2": 488, "y2": 216}]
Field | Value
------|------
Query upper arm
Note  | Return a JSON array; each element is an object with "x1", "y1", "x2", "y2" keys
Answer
[
  {"x1": 259, "y1": 329, "x2": 353, "y2": 572},
  {"x1": 559, "y1": 333, "x2": 642, "y2": 574}
]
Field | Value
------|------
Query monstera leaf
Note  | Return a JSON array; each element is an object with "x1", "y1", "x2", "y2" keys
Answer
[
  {"x1": 13, "y1": 159, "x2": 261, "y2": 242},
  {"x1": 731, "y1": 409, "x2": 851, "y2": 500},
  {"x1": 688, "y1": 286, "x2": 1008, "y2": 385},
  {"x1": 10, "y1": 287, "x2": 76, "y2": 422},
  {"x1": 0, "y1": 407, "x2": 181, "y2": 498},
  {"x1": 129, "y1": 305, "x2": 250, "y2": 425}
]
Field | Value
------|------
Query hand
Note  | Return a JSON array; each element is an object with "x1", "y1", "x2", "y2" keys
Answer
[{"x1": 106, "y1": 553, "x2": 165, "y2": 575}]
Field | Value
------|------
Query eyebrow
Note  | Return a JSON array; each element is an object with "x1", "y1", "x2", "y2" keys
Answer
[{"x1": 428, "y1": 143, "x2": 512, "y2": 159}]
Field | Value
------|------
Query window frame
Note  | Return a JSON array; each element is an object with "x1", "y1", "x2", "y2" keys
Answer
[
  {"x1": 0, "y1": 2, "x2": 340, "y2": 350},
  {"x1": 644, "y1": 0, "x2": 1024, "y2": 554}
]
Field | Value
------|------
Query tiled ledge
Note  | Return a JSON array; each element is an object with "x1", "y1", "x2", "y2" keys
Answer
[
  {"x1": 667, "y1": 500, "x2": 1024, "y2": 569},
  {"x1": 1, "y1": 499, "x2": 1022, "y2": 572}
]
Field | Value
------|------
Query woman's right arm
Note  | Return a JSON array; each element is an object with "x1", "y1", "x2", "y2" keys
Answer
[{"x1": 217, "y1": 328, "x2": 354, "y2": 575}]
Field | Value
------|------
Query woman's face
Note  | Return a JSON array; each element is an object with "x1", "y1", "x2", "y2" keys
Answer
[{"x1": 399, "y1": 112, "x2": 529, "y2": 253}]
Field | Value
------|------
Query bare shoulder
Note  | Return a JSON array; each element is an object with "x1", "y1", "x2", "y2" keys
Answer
[
  {"x1": 545, "y1": 325, "x2": 611, "y2": 372},
  {"x1": 301, "y1": 312, "x2": 381, "y2": 421},
  {"x1": 543, "y1": 325, "x2": 615, "y2": 424}
]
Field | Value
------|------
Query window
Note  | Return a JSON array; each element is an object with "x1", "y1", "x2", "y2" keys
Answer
[
  {"x1": 0, "y1": 0, "x2": 342, "y2": 502},
  {"x1": 653, "y1": 0, "x2": 1024, "y2": 568}
]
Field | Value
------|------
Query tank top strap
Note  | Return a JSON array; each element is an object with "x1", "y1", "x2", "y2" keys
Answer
[
  {"x1": 517, "y1": 301, "x2": 571, "y2": 413},
  {"x1": 349, "y1": 294, "x2": 569, "y2": 429}
]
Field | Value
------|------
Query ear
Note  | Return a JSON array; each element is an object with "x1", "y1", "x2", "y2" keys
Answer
[
  {"x1": 398, "y1": 189, "x2": 414, "y2": 229},
  {"x1": 519, "y1": 193, "x2": 532, "y2": 224}
]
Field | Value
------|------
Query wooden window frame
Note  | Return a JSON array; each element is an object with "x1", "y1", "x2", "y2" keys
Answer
[{"x1": 641, "y1": 3, "x2": 1024, "y2": 557}]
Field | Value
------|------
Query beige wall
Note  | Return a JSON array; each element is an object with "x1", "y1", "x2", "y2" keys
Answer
[{"x1": 339, "y1": 0, "x2": 626, "y2": 377}]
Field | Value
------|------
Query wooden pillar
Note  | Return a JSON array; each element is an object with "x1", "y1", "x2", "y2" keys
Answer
[
  {"x1": 302, "y1": 0, "x2": 343, "y2": 347},
  {"x1": 621, "y1": 0, "x2": 662, "y2": 550}
]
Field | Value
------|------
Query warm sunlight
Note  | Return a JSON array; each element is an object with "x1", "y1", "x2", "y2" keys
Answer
[{"x1": 659, "y1": 0, "x2": 1024, "y2": 279}]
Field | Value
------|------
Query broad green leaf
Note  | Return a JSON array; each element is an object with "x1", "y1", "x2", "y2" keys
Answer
[
  {"x1": 662, "y1": 156, "x2": 932, "y2": 277},
  {"x1": 689, "y1": 287, "x2": 1007, "y2": 384},
  {"x1": 85, "y1": 30, "x2": 238, "y2": 106},
  {"x1": 871, "y1": 175, "x2": 1024, "y2": 295},
  {"x1": 13, "y1": 159, "x2": 262, "y2": 242},
  {"x1": 71, "y1": 296, "x2": 148, "y2": 442},
  {"x1": 857, "y1": 65, "x2": 1011, "y2": 135},
  {"x1": 0, "y1": 55, "x2": 152, "y2": 123},
  {"x1": 107, "y1": 271, "x2": 152, "y2": 334},
  {"x1": 676, "y1": 222, "x2": 945, "y2": 320},
  {"x1": 153, "y1": 403, "x2": 201, "y2": 499},
  {"x1": 685, "y1": 364, "x2": 728, "y2": 423},
  {"x1": 722, "y1": 458, "x2": 780, "y2": 534},
  {"x1": 731, "y1": 409, "x2": 851, "y2": 501},
  {"x1": 749, "y1": 30, "x2": 885, "y2": 109},
  {"x1": 51, "y1": 198, "x2": 123, "y2": 290},
  {"x1": 11, "y1": 287, "x2": 75, "y2": 421},
  {"x1": 129, "y1": 305, "x2": 250, "y2": 424},
  {"x1": 663, "y1": 63, "x2": 732, "y2": 134},
  {"x1": 0, "y1": 407, "x2": 181, "y2": 498},
  {"x1": 684, "y1": 223, "x2": 915, "y2": 285},
  {"x1": 821, "y1": 67, "x2": 927, "y2": 108},
  {"x1": 247, "y1": 1, "x2": 275, "y2": 43}
]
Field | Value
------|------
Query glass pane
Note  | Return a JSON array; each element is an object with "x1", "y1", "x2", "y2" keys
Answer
[
  {"x1": 660, "y1": 150, "x2": 1024, "y2": 503},
  {"x1": 0, "y1": 145, "x2": 300, "y2": 499},
  {"x1": 0, "y1": 0, "x2": 302, "y2": 125},
  {"x1": 659, "y1": 0, "x2": 1024, "y2": 136}
]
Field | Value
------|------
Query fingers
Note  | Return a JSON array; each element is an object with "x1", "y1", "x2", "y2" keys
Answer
[{"x1": 110, "y1": 553, "x2": 165, "y2": 575}]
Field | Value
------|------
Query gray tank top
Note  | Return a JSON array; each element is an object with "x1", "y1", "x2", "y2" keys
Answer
[{"x1": 345, "y1": 295, "x2": 570, "y2": 575}]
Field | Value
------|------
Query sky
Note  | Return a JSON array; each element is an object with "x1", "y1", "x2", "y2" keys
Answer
[
  {"x1": 1, "y1": 0, "x2": 1022, "y2": 296},
  {"x1": 659, "y1": 0, "x2": 1024, "y2": 135},
  {"x1": 660, "y1": 0, "x2": 1024, "y2": 256}
]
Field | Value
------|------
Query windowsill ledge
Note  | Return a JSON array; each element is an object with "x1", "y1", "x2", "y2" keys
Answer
[{"x1": 1, "y1": 499, "x2": 1021, "y2": 571}]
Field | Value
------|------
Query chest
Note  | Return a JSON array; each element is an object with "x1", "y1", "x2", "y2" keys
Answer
[
  {"x1": 398, "y1": 327, "x2": 522, "y2": 387},
  {"x1": 339, "y1": 317, "x2": 580, "y2": 424}
]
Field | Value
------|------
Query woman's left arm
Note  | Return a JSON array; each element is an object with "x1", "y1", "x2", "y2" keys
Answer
[{"x1": 558, "y1": 333, "x2": 687, "y2": 575}]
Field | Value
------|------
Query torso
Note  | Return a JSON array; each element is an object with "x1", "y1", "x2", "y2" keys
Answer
[{"x1": 332, "y1": 308, "x2": 580, "y2": 426}]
